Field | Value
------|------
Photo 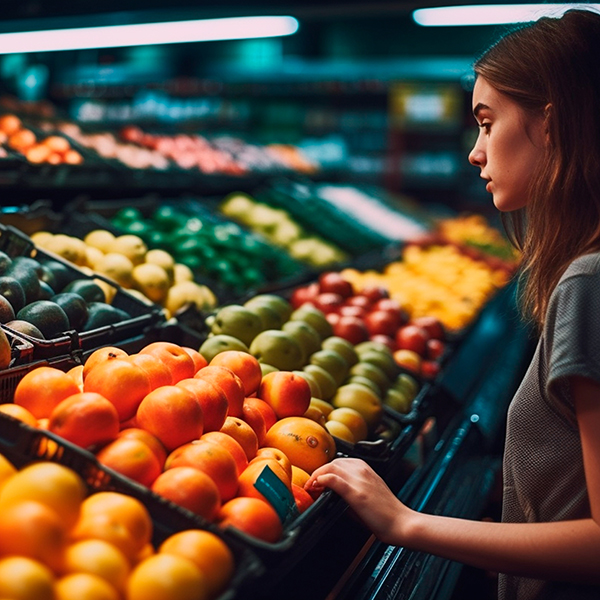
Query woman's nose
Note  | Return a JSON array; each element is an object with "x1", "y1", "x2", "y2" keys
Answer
[{"x1": 468, "y1": 145, "x2": 485, "y2": 167}]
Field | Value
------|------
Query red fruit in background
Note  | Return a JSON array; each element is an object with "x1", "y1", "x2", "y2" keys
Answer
[
  {"x1": 364, "y1": 310, "x2": 402, "y2": 337},
  {"x1": 371, "y1": 298, "x2": 409, "y2": 325},
  {"x1": 314, "y1": 292, "x2": 345, "y2": 314},
  {"x1": 339, "y1": 304, "x2": 367, "y2": 319},
  {"x1": 344, "y1": 295, "x2": 372, "y2": 310},
  {"x1": 289, "y1": 282, "x2": 319, "y2": 309},
  {"x1": 410, "y1": 316, "x2": 446, "y2": 341},
  {"x1": 318, "y1": 272, "x2": 354, "y2": 298},
  {"x1": 426, "y1": 338, "x2": 446, "y2": 361},
  {"x1": 393, "y1": 349, "x2": 422, "y2": 376},
  {"x1": 421, "y1": 360, "x2": 441, "y2": 379},
  {"x1": 326, "y1": 312, "x2": 341, "y2": 328},
  {"x1": 360, "y1": 286, "x2": 389, "y2": 303},
  {"x1": 395, "y1": 325, "x2": 429, "y2": 357},
  {"x1": 370, "y1": 334, "x2": 397, "y2": 352},
  {"x1": 333, "y1": 316, "x2": 370, "y2": 345}
]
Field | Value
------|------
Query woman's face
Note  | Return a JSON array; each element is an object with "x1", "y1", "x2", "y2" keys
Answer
[{"x1": 468, "y1": 76, "x2": 547, "y2": 212}]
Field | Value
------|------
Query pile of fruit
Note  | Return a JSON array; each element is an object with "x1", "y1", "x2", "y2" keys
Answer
[
  {"x1": 219, "y1": 192, "x2": 348, "y2": 268},
  {"x1": 203, "y1": 291, "x2": 422, "y2": 418},
  {"x1": 0, "y1": 249, "x2": 136, "y2": 341},
  {"x1": 29, "y1": 229, "x2": 217, "y2": 319},
  {"x1": 0, "y1": 458, "x2": 235, "y2": 600},
  {"x1": 0, "y1": 114, "x2": 83, "y2": 165}
]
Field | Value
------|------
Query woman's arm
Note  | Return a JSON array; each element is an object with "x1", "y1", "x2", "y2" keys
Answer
[{"x1": 305, "y1": 375, "x2": 600, "y2": 584}]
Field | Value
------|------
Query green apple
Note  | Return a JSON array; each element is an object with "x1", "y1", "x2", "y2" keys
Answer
[
  {"x1": 282, "y1": 320, "x2": 322, "y2": 359},
  {"x1": 354, "y1": 340, "x2": 395, "y2": 359},
  {"x1": 392, "y1": 373, "x2": 420, "y2": 401},
  {"x1": 220, "y1": 193, "x2": 255, "y2": 219},
  {"x1": 345, "y1": 375, "x2": 382, "y2": 398},
  {"x1": 244, "y1": 301, "x2": 284, "y2": 331},
  {"x1": 321, "y1": 336, "x2": 359, "y2": 368},
  {"x1": 289, "y1": 304, "x2": 333, "y2": 340},
  {"x1": 260, "y1": 363, "x2": 280, "y2": 377},
  {"x1": 384, "y1": 387, "x2": 413, "y2": 414},
  {"x1": 249, "y1": 329, "x2": 305, "y2": 371},
  {"x1": 199, "y1": 334, "x2": 250, "y2": 362},
  {"x1": 210, "y1": 304, "x2": 264, "y2": 346},
  {"x1": 309, "y1": 349, "x2": 349, "y2": 386},
  {"x1": 358, "y1": 350, "x2": 399, "y2": 380},
  {"x1": 349, "y1": 361, "x2": 392, "y2": 396},
  {"x1": 303, "y1": 364, "x2": 338, "y2": 401},
  {"x1": 331, "y1": 384, "x2": 383, "y2": 431},
  {"x1": 270, "y1": 218, "x2": 303, "y2": 247},
  {"x1": 245, "y1": 294, "x2": 293, "y2": 322},
  {"x1": 293, "y1": 370, "x2": 323, "y2": 399}
]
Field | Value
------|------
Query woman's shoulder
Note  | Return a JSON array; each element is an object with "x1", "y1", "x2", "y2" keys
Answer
[{"x1": 560, "y1": 252, "x2": 600, "y2": 282}]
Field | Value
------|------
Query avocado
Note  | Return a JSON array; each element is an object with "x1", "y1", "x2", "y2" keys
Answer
[
  {"x1": 0, "y1": 251, "x2": 12, "y2": 276},
  {"x1": 17, "y1": 300, "x2": 71, "y2": 339},
  {"x1": 62, "y1": 279, "x2": 105, "y2": 304},
  {"x1": 51, "y1": 292, "x2": 88, "y2": 330},
  {"x1": 5, "y1": 319, "x2": 45, "y2": 339},
  {"x1": 0, "y1": 296, "x2": 15, "y2": 324},
  {"x1": 37, "y1": 280, "x2": 56, "y2": 301},
  {"x1": 38, "y1": 259, "x2": 76, "y2": 293},
  {"x1": 0, "y1": 276, "x2": 26, "y2": 313},
  {"x1": 5, "y1": 262, "x2": 41, "y2": 304},
  {"x1": 82, "y1": 302, "x2": 131, "y2": 331}
]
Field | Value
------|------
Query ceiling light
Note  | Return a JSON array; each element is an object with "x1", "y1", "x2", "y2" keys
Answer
[
  {"x1": 0, "y1": 16, "x2": 300, "y2": 54},
  {"x1": 413, "y1": 3, "x2": 600, "y2": 26}
]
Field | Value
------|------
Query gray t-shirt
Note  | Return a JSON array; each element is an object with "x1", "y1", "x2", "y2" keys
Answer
[{"x1": 499, "y1": 253, "x2": 600, "y2": 600}]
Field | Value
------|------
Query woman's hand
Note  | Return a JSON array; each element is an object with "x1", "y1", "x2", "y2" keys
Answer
[{"x1": 305, "y1": 457, "x2": 415, "y2": 545}]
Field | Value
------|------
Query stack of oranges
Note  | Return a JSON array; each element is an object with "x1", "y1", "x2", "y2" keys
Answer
[
  {"x1": 2, "y1": 342, "x2": 338, "y2": 544},
  {"x1": 0, "y1": 457, "x2": 235, "y2": 600},
  {"x1": 0, "y1": 113, "x2": 83, "y2": 165}
]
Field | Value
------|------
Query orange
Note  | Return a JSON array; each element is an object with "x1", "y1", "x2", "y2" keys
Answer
[
  {"x1": 136, "y1": 385, "x2": 203, "y2": 452},
  {"x1": 244, "y1": 396, "x2": 277, "y2": 432},
  {"x1": 218, "y1": 497, "x2": 282, "y2": 543},
  {"x1": 62, "y1": 539, "x2": 130, "y2": 592},
  {"x1": 0, "y1": 402, "x2": 38, "y2": 427},
  {"x1": 208, "y1": 351, "x2": 262, "y2": 396},
  {"x1": 0, "y1": 462, "x2": 86, "y2": 530},
  {"x1": 73, "y1": 492, "x2": 152, "y2": 560},
  {"x1": 127, "y1": 553, "x2": 208, "y2": 600},
  {"x1": 139, "y1": 342, "x2": 195, "y2": 384},
  {"x1": 0, "y1": 113, "x2": 22, "y2": 135},
  {"x1": 54, "y1": 572, "x2": 120, "y2": 600},
  {"x1": 219, "y1": 416, "x2": 258, "y2": 461},
  {"x1": 291, "y1": 465, "x2": 310, "y2": 488},
  {"x1": 292, "y1": 483, "x2": 314, "y2": 514},
  {"x1": 240, "y1": 399, "x2": 267, "y2": 446},
  {"x1": 48, "y1": 392, "x2": 120, "y2": 450},
  {"x1": 66, "y1": 364, "x2": 84, "y2": 390},
  {"x1": 165, "y1": 439, "x2": 238, "y2": 502},
  {"x1": 263, "y1": 416, "x2": 336, "y2": 474},
  {"x1": 84, "y1": 359, "x2": 151, "y2": 422},
  {"x1": 116, "y1": 428, "x2": 167, "y2": 467},
  {"x1": 82, "y1": 347, "x2": 128, "y2": 380},
  {"x1": 64, "y1": 149, "x2": 83, "y2": 165},
  {"x1": 200, "y1": 431, "x2": 248, "y2": 476},
  {"x1": 151, "y1": 466, "x2": 220, "y2": 521},
  {"x1": 254, "y1": 446, "x2": 293, "y2": 481},
  {"x1": 176, "y1": 378, "x2": 228, "y2": 432},
  {"x1": 0, "y1": 556, "x2": 55, "y2": 600},
  {"x1": 0, "y1": 500, "x2": 69, "y2": 572},
  {"x1": 194, "y1": 365, "x2": 245, "y2": 418},
  {"x1": 95, "y1": 437, "x2": 162, "y2": 487},
  {"x1": 182, "y1": 347, "x2": 207, "y2": 374},
  {"x1": 42, "y1": 135, "x2": 71, "y2": 154},
  {"x1": 13, "y1": 366, "x2": 81, "y2": 419},
  {"x1": 128, "y1": 353, "x2": 172, "y2": 389},
  {"x1": 0, "y1": 453, "x2": 17, "y2": 491},
  {"x1": 238, "y1": 458, "x2": 292, "y2": 503},
  {"x1": 8, "y1": 128, "x2": 36, "y2": 151},
  {"x1": 327, "y1": 406, "x2": 369, "y2": 442},
  {"x1": 158, "y1": 530, "x2": 234, "y2": 598},
  {"x1": 258, "y1": 371, "x2": 312, "y2": 419}
]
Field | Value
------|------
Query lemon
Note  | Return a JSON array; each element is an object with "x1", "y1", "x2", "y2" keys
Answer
[
  {"x1": 112, "y1": 235, "x2": 147, "y2": 265},
  {"x1": 85, "y1": 246, "x2": 105, "y2": 269},
  {"x1": 132, "y1": 263, "x2": 170, "y2": 304},
  {"x1": 45, "y1": 234, "x2": 88, "y2": 266},
  {"x1": 95, "y1": 253, "x2": 134, "y2": 288},
  {"x1": 144, "y1": 249, "x2": 175, "y2": 284},
  {"x1": 173, "y1": 263, "x2": 194, "y2": 283},
  {"x1": 84, "y1": 230, "x2": 116, "y2": 254},
  {"x1": 165, "y1": 281, "x2": 216, "y2": 315}
]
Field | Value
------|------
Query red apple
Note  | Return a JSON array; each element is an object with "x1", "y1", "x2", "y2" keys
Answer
[
  {"x1": 360, "y1": 285, "x2": 389, "y2": 302},
  {"x1": 289, "y1": 282, "x2": 319, "y2": 309},
  {"x1": 421, "y1": 360, "x2": 441, "y2": 379},
  {"x1": 326, "y1": 312, "x2": 341, "y2": 328},
  {"x1": 318, "y1": 272, "x2": 354, "y2": 298},
  {"x1": 371, "y1": 298, "x2": 409, "y2": 326},
  {"x1": 410, "y1": 316, "x2": 446, "y2": 341},
  {"x1": 314, "y1": 292, "x2": 345, "y2": 314},
  {"x1": 369, "y1": 334, "x2": 397, "y2": 352},
  {"x1": 426, "y1": 338, "x2": 446, "y2": 361},
  {"x1": 395, "y1": 325, "x2": 430, "y2": 357},
  {"x1": 344, "y1": 295, "x2": 373, "y2": 310},
  {"x1": 339, "y1": 304, "x2": 368, "y2": 319},
  {"x1": 333, "y1": 316, "x2": 370, "y2": 345},
  {"x1": 364, "y1": 310, "x2": 402, "y2": 337}
]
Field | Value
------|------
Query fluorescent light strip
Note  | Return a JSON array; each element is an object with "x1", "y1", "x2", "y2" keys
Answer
[
  {"x1": 0, "y1": 16, "x2": 299, "y2": 54},
  {"x1": 413, "y1": 3, "x2": 600, "y2": 26}
]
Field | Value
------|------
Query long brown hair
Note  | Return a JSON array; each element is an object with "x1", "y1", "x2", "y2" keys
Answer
[{"x1": 474, "y1": 9, "x2": 600, "y2": 328}]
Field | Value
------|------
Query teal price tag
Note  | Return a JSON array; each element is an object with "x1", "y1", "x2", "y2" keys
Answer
[{"x1": 254, "y1": 464, "x2": 299, "y2": 525}]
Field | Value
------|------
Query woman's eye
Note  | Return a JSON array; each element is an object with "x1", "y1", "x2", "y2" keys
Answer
[{"x1": 479, "y1": 122, "x2": 491, "y2": 132}]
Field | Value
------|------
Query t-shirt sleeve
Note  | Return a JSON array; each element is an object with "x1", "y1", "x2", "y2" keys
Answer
[{"x1": 546, "y1": 272, "x2": 600, "y2": 421}]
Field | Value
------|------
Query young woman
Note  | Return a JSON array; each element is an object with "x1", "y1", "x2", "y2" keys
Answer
[{"x1": 306, "y1": 9, "x2": 600, "y2": 600}]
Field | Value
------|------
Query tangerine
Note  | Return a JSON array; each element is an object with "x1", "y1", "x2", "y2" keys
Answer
[
  {"x1": 208, "y1": 351, "x2": 262, "y2": 396},
  {"x1": 218, "y1": 497, "x2": 282, "y2": 543},
  {"x1": 194, "y1": 365, "x2": 245, "y2": 418},
  {"x1": 176, "y1": 377, "x2": 228, "y2": 432},
  {"x1": 219, "y1": 416, "x2": 258, "y2": 461},
  {"x1": 244, "y1": 396, "x2": 277, "y2": 431},
  {"x1": 182, "y1": 347, "x2": 208, "y2": 374},
  {"x1": 200, "y1": 431, "x2": 248, "y2": 476},
  {"x1": 139, "y1": 342, "x2": 195, "y2": 384},
  {"x1": 82, "y1": 347, "x2": 129, "y2": 380},
  {"x1": 0, "y1": 402, "x2": 38, "y2": 427},
  {"x1": 0, "y1": 556, "x2": 55, "y2": 600},
  {"x1": 258, "y1": 371, "x2": 311, "y2": 419},
  {"x1": 128, "y1": 353, "x2": 173, "y2": 389},
  {"x1": 116, "y1": 428, "x2": 167, "y2": 467},
  {"x1": 54, "y1": 572, "x2": 120, "y2": 600}
]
